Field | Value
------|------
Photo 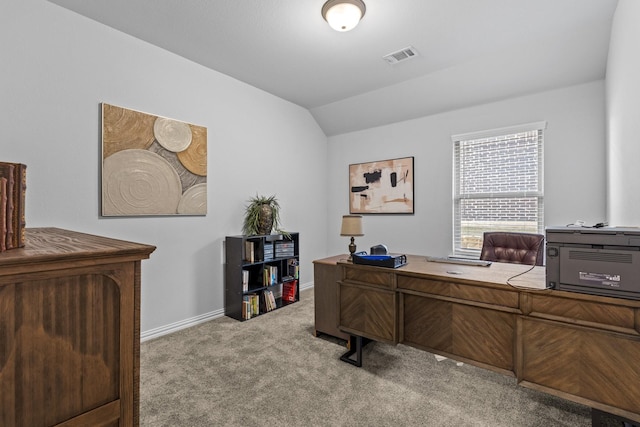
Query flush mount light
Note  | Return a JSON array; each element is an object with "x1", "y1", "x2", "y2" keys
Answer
[{"x1": 322, "y1": 0, "x2": 366, "y2": 32}]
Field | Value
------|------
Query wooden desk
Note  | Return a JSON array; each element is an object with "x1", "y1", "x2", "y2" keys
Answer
[
  {"x1": 338, "y1": 255, "x2": 640, "y2": 423},
  {"x1": 0, "y1": 228, "x2": 155, "y2": 427}
]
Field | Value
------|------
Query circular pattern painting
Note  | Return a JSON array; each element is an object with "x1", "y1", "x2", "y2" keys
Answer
[
  {"x1": 154, "y1": 117, "x2": 193, "y2": 152},
  {"x1": 102, "y1": 149, "x2": 182, "y2": 215},
  {"x1": 177, "y1": 125, "x2": 207, "y2": 176},
  {"x1": 101, "y1": 104, "x2": 207, "y2": 216},
  {"x1": 177, "y1": 183, "x2": 207, "y2": 215}
]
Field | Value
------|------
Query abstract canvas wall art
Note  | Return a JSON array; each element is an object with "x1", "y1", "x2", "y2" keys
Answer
[
  {"x1": 101, "y1": 103, "x2": 207, "y2": 216},
  {"x1": 349, "y1": 156, "x2": 414, "y2": 214}
]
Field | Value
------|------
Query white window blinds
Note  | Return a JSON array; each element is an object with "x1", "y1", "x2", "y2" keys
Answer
[{"x1": 452, "y1": 122, "x2": 545, "y2": 257}]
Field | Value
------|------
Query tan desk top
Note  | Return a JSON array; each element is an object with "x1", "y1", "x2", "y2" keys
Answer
[
  {"x1": 398, "y1": 254, "x2": 546, "y2": 290},
  {"x1": 340, "y1": 254, "x2": 547, "y2": 290}
]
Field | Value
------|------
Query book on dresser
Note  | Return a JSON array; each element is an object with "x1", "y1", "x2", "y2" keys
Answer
[
  {"x1": 0, "y1": 162, "x2": 26, "y2": 249},
  {"x1": 0, "y1": 177, "x2": 6, "y2": 252},
  {"x1": 225, "y1": 232, "x2": 300, "y2": 321}
]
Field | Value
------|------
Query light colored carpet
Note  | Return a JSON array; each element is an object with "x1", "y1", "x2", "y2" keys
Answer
[{"x1": 140, "y1": 288, "x2": 593, "y2": 426}]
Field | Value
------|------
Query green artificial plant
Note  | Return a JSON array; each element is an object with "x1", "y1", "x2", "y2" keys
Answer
[{"x1": 242, "y1": 194, "x2": 287, "y2": 236}]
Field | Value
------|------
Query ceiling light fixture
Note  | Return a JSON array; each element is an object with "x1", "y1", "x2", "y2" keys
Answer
[{"x1": 322, "y1": 0, "x2": 366, "y2": 32}]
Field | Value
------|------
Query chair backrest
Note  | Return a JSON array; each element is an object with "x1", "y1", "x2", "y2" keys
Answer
[{"x1": 479, "y1": 232, "x2": 545, "y2": 266}]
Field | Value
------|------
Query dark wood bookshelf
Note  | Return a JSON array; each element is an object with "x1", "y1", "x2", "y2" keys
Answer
[{"x1": 224, "y1": 232, "x2": 299, "y2": 321}]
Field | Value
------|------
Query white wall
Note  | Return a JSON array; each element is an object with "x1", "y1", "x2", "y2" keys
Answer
[
  {"x1": 0, "y1": 0, "x2": 328, "y2": 335},
  {"x1": 327, "y1": 81, "x2": 607, "y2": 256},
  {"x1": 606, "y1": 0, "x2": 640, "y2": 227}
]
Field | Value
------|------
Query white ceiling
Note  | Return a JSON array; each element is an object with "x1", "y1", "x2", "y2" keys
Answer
[{"x1": 48, "y1": 0, "x2": 619, "y2": 136}]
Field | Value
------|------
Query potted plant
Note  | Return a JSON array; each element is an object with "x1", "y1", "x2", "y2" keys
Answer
[{"x1": 242, "y1": 194, "x2": 286, "y2": 236}]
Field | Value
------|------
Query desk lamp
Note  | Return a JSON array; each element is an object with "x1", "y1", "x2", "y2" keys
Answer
[{"x1": 340, "y1": 214, "x2": 364, "y2": 261}]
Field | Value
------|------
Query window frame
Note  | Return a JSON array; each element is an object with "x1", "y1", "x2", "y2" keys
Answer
[{"x1": 451, "y1": 121, "x2": 546, "y2": 257}]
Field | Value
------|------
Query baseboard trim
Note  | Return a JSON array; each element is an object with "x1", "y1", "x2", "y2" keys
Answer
[
  {"x1": 140, "y1": 308, "x2": 224, "y2": 342},
  {"x1": 140, "y1": 281, "x2": 314, "y2": 342}
]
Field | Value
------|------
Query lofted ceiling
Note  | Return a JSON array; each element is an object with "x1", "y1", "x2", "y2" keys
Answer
[{"x1": 48, "y1": 0, "x2": 619, "y2": 136}]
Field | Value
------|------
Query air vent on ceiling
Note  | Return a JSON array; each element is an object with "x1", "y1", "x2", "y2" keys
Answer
[{"x1": 383, "y1": 46, "x2": 419, "y2": 65}]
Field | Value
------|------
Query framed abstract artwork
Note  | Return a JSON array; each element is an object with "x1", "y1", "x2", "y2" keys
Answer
[
  {"x1": 349, "y1": 156, "x2": 414, "y2": 214},
  {"x1": 101, "y1": 103, "x2": 207, "y2": 216}
]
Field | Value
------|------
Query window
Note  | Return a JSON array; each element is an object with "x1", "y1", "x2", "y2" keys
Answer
[{"x1": 452, "y1": 122, "x2": 545, "y2": 257}]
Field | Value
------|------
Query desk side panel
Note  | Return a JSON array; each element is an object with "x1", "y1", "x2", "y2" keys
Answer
[
  {"x1": 519, "y1": 317, "x2": 640, "y2": 418},
  {"x1": 313, "y1": 261, "x2": 349, "y2": 340},
  {"x1": 339, "y1": 282, "x2": 397, "y2": 344}
]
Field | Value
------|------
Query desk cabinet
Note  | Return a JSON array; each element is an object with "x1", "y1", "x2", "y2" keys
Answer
[
  {"x1": 338, "y1": 263, "x2": 398, "y2": 345},
  {"x1": 399, "y1": 275, "x2": 519, "y2": 374},
  {"x1": 518, "y1": 292, "x2": 640, "y2": 420},
  {"x1": 312, "y1": 256, "x2": 349, "y2": 341},
  {"x1": 402, "y1": 294, "x2": 516, "y2": 373},
  {"x1": 0, "y1": 228, "x2": 155, "y2": 427}
]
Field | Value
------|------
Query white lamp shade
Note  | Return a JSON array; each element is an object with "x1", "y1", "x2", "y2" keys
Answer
[
  {"x1": 322, "y1": 1, "x2": 366, "y2": 32},
  {"x1": 340, "y1": 215, "x2": 364, "y2": 236}
]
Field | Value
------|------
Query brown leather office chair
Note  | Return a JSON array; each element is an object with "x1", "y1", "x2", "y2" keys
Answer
[{"x1": 480, "y1": 232, "x2": 545, "y2": 266}]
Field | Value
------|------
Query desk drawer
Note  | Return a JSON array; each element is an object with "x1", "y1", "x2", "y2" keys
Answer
[
  {"x1": 343, "y1": 266, "x2": 394, "y2": 290},
  {"x1": 398, "y1": 275, "x2": 519, "y2": 309},
  {"x1": 528, "y1": 293, "x2": 637, "y2": 333}
]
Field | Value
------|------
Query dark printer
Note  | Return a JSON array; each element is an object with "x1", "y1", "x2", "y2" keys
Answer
[{"x1": 546, "y1": 226, "x2": 640, "y2": 300}]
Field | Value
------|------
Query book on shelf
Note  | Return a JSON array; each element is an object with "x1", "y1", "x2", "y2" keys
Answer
[
  {"x1": 288, "y1": 259, "x2": 299, "y2": 279},
  {"x1": 263, "y1": 289, "x2": 277, "y2": 312},
  {"x1": 263, "y1": 242, "x2": 274, "y2": 261},
  {"x1": 268, "y1": 289, "x2": 277, "y2": 310},
  {"x1": 244, "y1": 241, "x2": 255, "y2": 263},
  {"x1": 0, "y1": 177, "x2": 6, "y2": 252},
  {"x1": 253, "y1": 293, "x2": 259, "y2": 316},
  {"x1": 242, "y1": 270, "x2": 249, "y2": 292},
  {"x1": 242, "y1": 293, "x2": 260, "y2": 319},
  {"x1": 283, "y1": 279, "x2": 297, "y2": 303},
  {"x1": 262, "y1": 265, "x2": 278, "y2": 286},
  {"x1": 0, "y1": 162, "x2": 26, "y2": 248},
  {"x1": 272, "y1": 282, "x2": 283, "y2": 299},
  {"x1": 275, "y1": 241, "x2": 295, "y2": 257},
  {"x1": 263, "y1": 290, "x2": 271, "y2": 311},
  {"x1": 242, "y1": 299, "x2": 250, "y2": 320}
]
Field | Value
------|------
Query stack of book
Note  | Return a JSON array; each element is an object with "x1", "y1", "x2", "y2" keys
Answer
[
  {"x1": 262, "y1": 265, "x2": 278, "y2": 286},
  {"x1": 242, "y1": 293, "x2": 260, "y2": 319},
  {"x1": 275, "y1": 240, "x2": 295, "y2": 258},
  {"x1": 263, "y1": 242, "x2": 274, "y2": 261},
  {"x1": 0, "y1": 162, "x2": 27, "y2": 252},
  {"x1": 244, "y1": 241, "x2": 255, "y2": 263},
  {"x1": 263, "y1": 289, "x2": 277, "y2": 312},
  {"x1": 288, "y1": 259, "x2": 299, "y2": 279}
]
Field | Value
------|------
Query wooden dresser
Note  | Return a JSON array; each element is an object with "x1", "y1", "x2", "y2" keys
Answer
[{"x1": 0, "y1": 228, "x2": 155, "y2": 427}]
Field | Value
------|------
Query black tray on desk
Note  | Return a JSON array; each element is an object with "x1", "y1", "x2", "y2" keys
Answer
[{"x1": 352, "y1": 254, "x2": 407, "y2": 268}]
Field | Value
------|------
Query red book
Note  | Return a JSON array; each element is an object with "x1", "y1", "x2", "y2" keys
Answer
[{"x1": 283, "y1": 279, "x2": 297, "y2": 303}]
